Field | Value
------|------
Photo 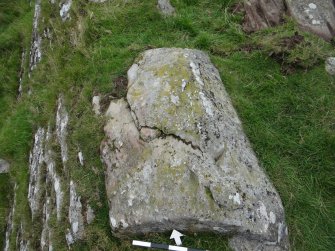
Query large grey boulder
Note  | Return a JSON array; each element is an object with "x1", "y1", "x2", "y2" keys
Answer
[
  {"x1": 286, "y1": 0, "x2": 335, "y2": 41},
  {"x1": 101, "y1": 48, "x2": 289, "y2": 250}
]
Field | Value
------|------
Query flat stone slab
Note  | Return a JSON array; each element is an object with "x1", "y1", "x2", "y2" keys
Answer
[
  {"x1": 101, "y1": 48, "x2": 289, "y2": 250},
  {"x1": 286, "y1": 0, "x2": 335, "y2": 41}
]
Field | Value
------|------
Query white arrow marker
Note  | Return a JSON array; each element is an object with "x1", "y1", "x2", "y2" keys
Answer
[{"x1": 170, "y1": 230, "x2": 184, "y2": 246}]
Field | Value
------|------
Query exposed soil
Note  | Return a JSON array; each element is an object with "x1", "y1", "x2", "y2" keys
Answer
[
  {"x1": 112, "y1": 76, "x2": 128, "y2": 98},
  {"x1": 279, "y1": 32, "x2": 304, "y2": 50}
]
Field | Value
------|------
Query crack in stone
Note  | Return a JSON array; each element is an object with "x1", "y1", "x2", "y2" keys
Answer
[{"x1": 125, "y1": 99, "x2": 203, "y2": 153}]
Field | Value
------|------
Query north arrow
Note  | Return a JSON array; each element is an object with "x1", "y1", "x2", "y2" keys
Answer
[{"x1": 170, "y1": 230, "x2": 184, "y2": 246}]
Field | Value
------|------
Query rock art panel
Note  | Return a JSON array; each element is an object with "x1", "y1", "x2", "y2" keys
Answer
[
  {"x1": 101, "y1": 48, "x2": 289, "y2": 250},
  {"x1": 243, "y1": 0, "x2": 285, "y2": 32},
  {"x1": 286, "y1": 0, "x2": 335, "y2": 41}
]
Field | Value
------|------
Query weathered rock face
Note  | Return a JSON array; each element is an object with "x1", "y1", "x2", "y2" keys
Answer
[
  {"x1": 66, "y1": 181, "x2": 85, "y2": 245},
  {"x1": 286, "y1": 0, "x2": 335, "y2": 41},
  {"x1": 29, "y1": 0, "x2": 42, "y2": 76},
  {"x1": 326, "y1": 57, "x2": 335, "y2": 75},
  {"x1": 4, "y1": 184, "x2": 17, "y2": 251},
  {"x1": 56, "y1": 95, "x2": 69, "y2": 167},
  {"x1": 0, "y1": 159, "x2": 10, "y2": 173},
  {"x1": 101, "y1": 48, "x2": 289, "y2": 250},
  {"x1": 157, "y1": 0, "x2": 175, "y2": 16},
  {"x1": 243, "y1": 0, "x2": 286, "y2": 32},
  {"x1": 28, "y1": 128, "x2": 45, "y2": 218}
]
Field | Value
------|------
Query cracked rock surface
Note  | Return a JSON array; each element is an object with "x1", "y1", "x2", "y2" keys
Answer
[
  {"x1": 101, "y1": 48, "x2": 289, "y2": 250},
  {"x1": 286, "y1": 0, "x2": 335, "y2": 41}
]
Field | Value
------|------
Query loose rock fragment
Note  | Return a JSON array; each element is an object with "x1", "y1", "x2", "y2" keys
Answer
[
  {"x1": 157, "y1": 0, "x2": 175, "y2": 16},
  {"x1": 101, "y1": 48, "x2": 289, "y2": 250},
  {"x1": 78, "y1": 151, "x2": 84, "y2": 166},
  {"x1": 60, "y1": 0, "x2": 72, "y2": 21},
  {"x1": 92, "y1": 95, "x2": 101, "y2": 115},
  {"x1": 325, "y1": 57, "x2": 335, "y2": 75},
  {"x1": 0, "y1": 159, "x2": 10, "y2": 173}
]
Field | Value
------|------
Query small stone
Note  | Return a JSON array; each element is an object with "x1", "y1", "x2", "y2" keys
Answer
[
  {"x1": 325, "y1": 57, "x2": 335, "y2": 75},
  {"x1": 60, "y1": 0, "x2": 72, "y2": 21},
  {"x1": 308, "y1": 3, "x2": 317, "y2": 9},
  {"x1": 157, "y1": 0, "x2": 175, "y2": 16},
  {"x1": 78, "y1": 151, "x2": 84, "y2": 166},
  {"x1": 0, "y1": 159, "x2": 10, "y2": 173},
  {"x1": 86, "y1": 205, "x2": 95, "y2": 224},
  {"x1": 92, "y1": 95, "x2": 101, "y2": 115}
]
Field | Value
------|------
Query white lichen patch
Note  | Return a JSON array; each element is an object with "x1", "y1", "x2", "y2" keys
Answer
[
  {"x1": 270, "y1": 211, "x2": 276, "y2": 224},
  {"x1": 190, "y1": 61, "x2": 204, "y2": 86},
  {"x1": 199, "y1": 91, "x2": 213, "y2": 116},
  {"x1": 229, "y1": 193, "x2": 241, "y2": 205},
  {"x1": 170, "y1": 94, "x2": 180, "y2": 105},
  {"x1": 308, "y1": 3, "x2": 317, "y2": 9}
]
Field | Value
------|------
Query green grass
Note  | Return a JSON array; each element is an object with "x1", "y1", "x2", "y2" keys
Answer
[{"x1": 0, "y1": 0, "x2": 334, "y2": 250}]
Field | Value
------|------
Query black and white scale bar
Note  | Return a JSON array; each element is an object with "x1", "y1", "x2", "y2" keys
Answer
[{"x1": 132, "y1": 240, "x2": 209, "y2": 251}]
